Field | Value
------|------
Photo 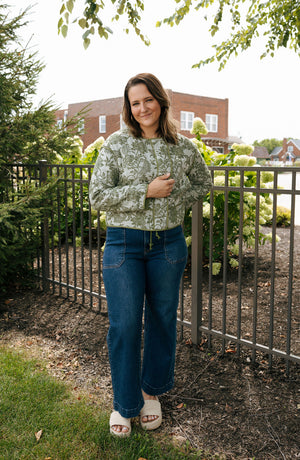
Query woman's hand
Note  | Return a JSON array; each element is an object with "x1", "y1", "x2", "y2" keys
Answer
[{"x1": 146, "y1": 173, "x2": 175, "y2": 198}]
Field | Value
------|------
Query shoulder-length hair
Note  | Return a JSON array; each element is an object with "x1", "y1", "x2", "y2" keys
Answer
[{"x1": 122, "y1": 73, "x2": 178, "y2": 145}]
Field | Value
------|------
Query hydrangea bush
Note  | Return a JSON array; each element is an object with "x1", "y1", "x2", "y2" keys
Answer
[{"x1": 188, "y1": 118, "x2": 279, "y2": 275}]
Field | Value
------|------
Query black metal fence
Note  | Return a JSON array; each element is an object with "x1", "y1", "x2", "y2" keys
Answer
[{"x1": 2, "y1": 161, "x2": 300, "y2": 370}]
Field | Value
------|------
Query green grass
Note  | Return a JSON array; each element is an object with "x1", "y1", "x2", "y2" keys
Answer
[{"x1": 0, "y1": 347, "x2": 216, "y2": 460}]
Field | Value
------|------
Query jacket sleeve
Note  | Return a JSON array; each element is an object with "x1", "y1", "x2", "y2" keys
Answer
[
  {"x1": 89, "y1": 144, "x2": 148, "y2": 212},
  {"x1": 184, "y1": 143, "x2": 212, "y2": 208},
  {"x1": 171, "y1": 140, "x2": 212, "y2": 208}
]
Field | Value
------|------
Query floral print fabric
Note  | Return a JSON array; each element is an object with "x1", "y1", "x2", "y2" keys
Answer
[{"x1": 89, "y1": 129, "x2": 212, "y2": 231}]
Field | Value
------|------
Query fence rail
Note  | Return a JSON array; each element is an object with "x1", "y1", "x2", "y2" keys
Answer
[{"x1": 2, "y1": 161, "x2": 300, "y2": 371}]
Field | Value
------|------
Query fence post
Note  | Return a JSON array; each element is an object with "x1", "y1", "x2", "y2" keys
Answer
[
  {"x1": 191, "y1": 199, "x2": 204, "y2": 345},
  {"x1": 39, "y1": 160, "x2": 50, "y2": 292}
]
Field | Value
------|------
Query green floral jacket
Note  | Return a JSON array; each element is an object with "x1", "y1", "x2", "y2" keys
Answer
[{"x1": 89, "y1": 129, "x2": 212, "y2": 231}]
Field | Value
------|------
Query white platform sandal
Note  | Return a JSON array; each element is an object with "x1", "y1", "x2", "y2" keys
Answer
[
  {"x1": 140, "y1": 397, "x2": 162, "y2": 430},
  {"x1": 109, "y1": 411, "x2": 131, "y2": 437}
]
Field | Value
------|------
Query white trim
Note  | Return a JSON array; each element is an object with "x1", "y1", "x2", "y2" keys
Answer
[
  {"x1": 180, "y1": 111, "x2": 194, "y2": 130},
  {"x1": 205, "y1": 114, "x2": 218, "y2": 133},
  {"x1": 99, "y1": 115, "x2": 106, "y2": 133}
]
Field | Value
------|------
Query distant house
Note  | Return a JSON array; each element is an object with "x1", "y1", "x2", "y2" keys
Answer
[
  {"x1": 56, "y1": 91, "x2": 235, "y2": 154},
  {"x1": 252, "y1": 146, "x2": 270, "y2": 164},
  {"x1": 270, "y1": 138, "x2": 300, "y2": 164}
]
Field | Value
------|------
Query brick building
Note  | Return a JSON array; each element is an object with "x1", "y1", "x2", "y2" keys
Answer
[
  {"x1": 270, "y1": 138, "x2": 300, "y2": 164},
  {"x1": 56, "y1": 90, "x2": 234, "y2": 154}
]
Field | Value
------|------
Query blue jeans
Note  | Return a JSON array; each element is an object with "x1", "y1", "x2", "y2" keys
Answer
[{"x1": 103, "y1": 226, "x2": 188, "y2": 418}]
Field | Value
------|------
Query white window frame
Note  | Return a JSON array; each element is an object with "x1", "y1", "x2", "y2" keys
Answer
[
  {"x1": 99, "y1": 115, "x2": 106, "y2": 133},
  {"x1": 205, "y1": 114, "x2": 218, "y2": 133},
  {"x1": 180, "y1": 111, "x2": 194, "y2": 131},
  {"x1": 78, "y1": 119, "x2": 85, "y2": 135}
]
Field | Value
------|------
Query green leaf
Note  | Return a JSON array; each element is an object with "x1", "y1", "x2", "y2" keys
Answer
[
  {"x1": 78, "y1": 18, "x2": 87, "y2": 29},
  {"x1": 61, "y1": 25, "x2": 68, "y2": 38},
  {"x1": 83, "y1": 38, "x2": 91, "y2": 49},
  {"x1": 66, "y1": 0, "x2": 74, "y2": 13}
]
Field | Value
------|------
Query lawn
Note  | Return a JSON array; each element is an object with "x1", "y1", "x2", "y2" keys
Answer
[{"x1": 0, "y1": 346, "x2": 216, "y2": 460}]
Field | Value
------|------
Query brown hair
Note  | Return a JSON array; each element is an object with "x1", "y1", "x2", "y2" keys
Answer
[{"x1": 122, "y1": 73, "x2": 178, "y2": 145}]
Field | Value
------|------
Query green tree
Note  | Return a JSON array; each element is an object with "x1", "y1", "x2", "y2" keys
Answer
[
  {"x1": 58, "y1": 0, "x2": 300, "y2": 68},
  {"x1": 253, "y1": 138, "x2": 282, "y2": 154},
  {"x1": 0, "y1": 4, "x2": 83, "y2": 165}
]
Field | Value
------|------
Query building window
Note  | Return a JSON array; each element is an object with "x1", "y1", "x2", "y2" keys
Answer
[
  {"x1": 205, "y1": 114, "x2": 218, "y2": 133},
  {"x1": 120, "y1": 114, "x2": 126, "y2": 129},
  {"x1": 99, "y1": 115, "x2": 106, "y2": 133},
  {"x1": 78, "y1": 119, "x2": 85, "y2": 135},
  {"x1": 180, "y1": 111, "x2": 194, "y2": 130},
  {"x1": 64, "y1": 110, "x2": 68, "y2": 123},
  {"x1": 287, "y1": 145, "x2": 294, "y2": 152},
  {"x1": 57, "y1": 119, "x2": 63, "y2": 129},
  {"x1": 212, "y1": 146, "x2": 224, "y2": 154}
]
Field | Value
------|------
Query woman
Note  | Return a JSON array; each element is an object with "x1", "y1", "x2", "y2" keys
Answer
[{"x1": 89, "y1": 73, "x2": 212, "y2": 436}]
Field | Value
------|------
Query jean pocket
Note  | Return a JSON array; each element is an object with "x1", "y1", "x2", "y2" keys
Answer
[
  {"x1": 103, "y1": 227, "x2": 126, "y2": 269},
  {"x1": 164, "y1": 227, "x2": 188, "y2": 264}
]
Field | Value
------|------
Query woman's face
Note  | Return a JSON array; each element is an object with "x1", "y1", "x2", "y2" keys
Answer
[{"x1": 128, "y1": 83, "x2": 161, "y2": 138}]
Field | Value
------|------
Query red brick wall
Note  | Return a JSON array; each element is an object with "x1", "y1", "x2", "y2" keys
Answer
[{"x1": 169, "y1": 91, "x2": 228, "y2": 140}]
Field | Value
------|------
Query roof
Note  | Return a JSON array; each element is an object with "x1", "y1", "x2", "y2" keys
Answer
[
  {"x1": 252, "y1": 146, "x2": 270, "y2": 159},
  {"x1": 270, "y1": 146, "x2": 282, "y2": 157},
  {"x1": 289, "y1": 139, "x2": 300, "y2": 149},
  {"x1": 202, "y1": 136, "x2": 244, "y2": 145}
]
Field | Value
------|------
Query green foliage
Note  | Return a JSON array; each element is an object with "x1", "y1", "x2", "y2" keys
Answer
[
  {"x1": 0, "y1": 4, "x2": 84, "y2": 164},
  {"x1": 58, "y1": 0, "x2": 150, "y2": 48},
  {"x1": 44, "y1": 136, "x2": 107, "y2": 247},
  {"x1": 188, "y1": 118, "x2": 277, "y2": 275},
  {"x1": 0, "y1": 179, "x2": 56, "y2": 292},
  {"x1": 253, "y1": 138, "x2": 282, "y2": 154},
  {"x1": 266, "y1": 205, "x2": 291, "y2": 227},
  {"x1": 59, "y1": 1, "x2": 300, "y2": 69}
]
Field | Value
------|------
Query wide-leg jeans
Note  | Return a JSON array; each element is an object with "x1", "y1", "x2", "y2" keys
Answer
[{"x1": 102, "y1": 226, "x2": 188, "y2": 419}]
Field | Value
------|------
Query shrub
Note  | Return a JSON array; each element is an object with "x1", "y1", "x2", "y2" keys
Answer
[
  {"x1": 0, "y1": 180, "x2": 56, "y2": 293},
  {"x1": 188, "y1": 118, "x2": 277, "y2": 274},
  {"x1": 272, "y1": 206, "x2": 291, "y2": 227}
]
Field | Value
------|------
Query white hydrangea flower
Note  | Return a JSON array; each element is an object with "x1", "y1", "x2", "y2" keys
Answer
[
  {"x1": 243, "y1": 225, "x2": 254, "y2": 237},
  {"x1": 265, "y1": 232, "x2": 281, "y2": 243},
  {"x1": 231, "y1": 143, "x2": 254, "y2": 156},
  {"x1": 230, "y1": 175, "x2": 241, "y2": 186},
  {"x1": 229, "y1": 243, "x2": 239, "y2": 256},
  {"x1": 233, "y1": 155, "x2": 250, "y2": 167},
  {"x1": 229, "y1": 258, "x2": 239, "y2": 268},
  {"x1": 203, "y1": 202, "x2": 216, "y2": 219},
  {"x1": 248, "y1": 157, "x2": 257, "y2": 166},
  {"x1": 185, "y1": 236, "x2": 192, "y2": 247},
  {"x1": 244, "y1": 193, "x2": 256, "y2": 207},
  {"x1": 190, "y1": 117, "x2": 208, "y2": 136},
  {"x1": 212, "y1": 262, "x2": 221, "y2": 275},
  {"x1": 261, "y1": 171, "x2": 274, "y2": 184}
]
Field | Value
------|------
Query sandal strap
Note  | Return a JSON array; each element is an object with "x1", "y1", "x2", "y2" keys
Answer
[
  {"x1": 110, "y1": 411, "x2": 131, "y2": 429},
  {"x1": 140, "y1": 398, "x2": 161, "y2": 417}
]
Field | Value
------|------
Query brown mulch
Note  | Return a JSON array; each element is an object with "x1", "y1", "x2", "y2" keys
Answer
[{"x1": 0, "y1": 227, "x2": 299, "y2": 459}]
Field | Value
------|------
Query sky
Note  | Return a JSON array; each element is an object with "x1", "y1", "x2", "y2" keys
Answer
[{"x1": 8, "y1": 0, "x2": 300, "y2": 144}]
